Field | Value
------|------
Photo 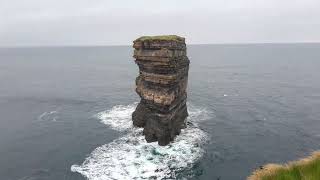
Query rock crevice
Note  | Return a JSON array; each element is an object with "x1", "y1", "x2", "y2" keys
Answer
[{"x1": 132, "y1": 35, "x2": 190, "y2": 146}]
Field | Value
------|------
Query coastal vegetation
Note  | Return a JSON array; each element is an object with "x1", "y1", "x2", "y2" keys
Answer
[
  {"x1": 134, "y1": 35, "x2": 185, "y2": 42},
  {"x1": 248, "y1": 151, "x2": 320, "y2": 180}
]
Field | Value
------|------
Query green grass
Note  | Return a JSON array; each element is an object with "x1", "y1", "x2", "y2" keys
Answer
[
  {"x1": 260, "y1": 159, "x2": 320, "y2": 180},
  {"x1": 248, "y1": 151, "x2": 320, "y2": 180},
  {"x1": 134, "y1": 35, "x2": 184, "y2": 42}
]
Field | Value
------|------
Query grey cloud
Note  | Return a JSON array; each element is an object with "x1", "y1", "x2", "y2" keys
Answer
[{"x1": 0, "y1": 0, "x2": 320, "y2": 46}]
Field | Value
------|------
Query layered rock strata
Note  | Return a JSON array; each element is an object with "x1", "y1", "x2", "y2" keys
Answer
[{"x1": 132, "y1": 35, "x2": 190, "y2": 146}]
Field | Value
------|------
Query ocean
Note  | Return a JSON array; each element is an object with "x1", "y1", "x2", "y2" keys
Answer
[{"x1": 0, "y1": 44, "x2": 320, "y2": 180}]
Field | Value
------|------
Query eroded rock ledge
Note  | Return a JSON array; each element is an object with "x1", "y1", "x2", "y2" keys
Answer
[{"x1": 132, "y1": 35, "x2": 190, "y2": 146}]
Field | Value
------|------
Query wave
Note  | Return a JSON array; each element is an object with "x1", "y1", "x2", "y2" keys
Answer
[
  {"x1": 95, "y1": 103, "x2": 137, "y2": 131},
  {"x1": 71, "y1": 103, "x2": 210, "y2": 180},
  {"x1": 37, "y1": 111, "x2": 59, "y2": 122}
]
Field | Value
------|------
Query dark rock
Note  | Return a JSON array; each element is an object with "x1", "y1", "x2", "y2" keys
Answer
[{"x1": 132, "y1": 35, "x2": 190, "y2": 146}]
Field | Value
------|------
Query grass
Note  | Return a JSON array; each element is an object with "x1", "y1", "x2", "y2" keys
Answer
[
  {"x1": 248, "y1": 151, "x2": 320, "y2": 180},
  {"x1": 134, "y1": 35, "x2": 185, "y2": 42}
]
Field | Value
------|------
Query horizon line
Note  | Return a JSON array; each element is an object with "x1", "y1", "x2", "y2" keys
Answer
[{"x1": 1, "y1": 41, "x2": 320, "y2": 48}]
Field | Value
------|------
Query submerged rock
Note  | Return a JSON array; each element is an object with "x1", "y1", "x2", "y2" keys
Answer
[{"x1": 132, "y1": 35, "x2": 190, "y2": 146}]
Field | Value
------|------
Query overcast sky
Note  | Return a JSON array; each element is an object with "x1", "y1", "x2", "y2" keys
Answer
[{"x1": 0, "y1": 0, "x2": 319, "y2": 46}]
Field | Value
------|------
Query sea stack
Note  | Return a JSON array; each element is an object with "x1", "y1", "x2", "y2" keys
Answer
[{"x1": 132, "y1": 35, "x2": 190, "y2": 146}]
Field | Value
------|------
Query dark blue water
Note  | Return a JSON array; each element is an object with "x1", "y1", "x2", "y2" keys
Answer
[{"x1": 0, "y1": 44, "x2": 320, "y2": 180}]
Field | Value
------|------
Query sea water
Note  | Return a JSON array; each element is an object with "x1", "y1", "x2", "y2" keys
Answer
[{"x1": 0, "y1": 44, "x2": 320, "y2": 180}]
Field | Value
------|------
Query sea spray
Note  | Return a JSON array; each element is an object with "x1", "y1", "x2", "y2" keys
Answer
[{"x1": 71, "y1": 103, "x2": 210, "y2": 179}]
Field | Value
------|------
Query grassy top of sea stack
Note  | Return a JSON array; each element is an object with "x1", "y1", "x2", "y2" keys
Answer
[
  {"x1": 248, "y1": 151, "x2": 320, "y2": 180},
  {"x1": 134, "y1": 35, "x2": 185, "y2": 43}
]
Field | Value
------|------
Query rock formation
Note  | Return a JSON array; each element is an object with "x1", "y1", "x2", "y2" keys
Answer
[{"x1": 132, "y1": 35, "x2": 190, "y2": 146}]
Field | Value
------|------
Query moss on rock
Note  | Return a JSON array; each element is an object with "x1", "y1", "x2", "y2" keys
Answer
[{"x1": 134, "y1": 35, "x2": 185, "y2": 42}]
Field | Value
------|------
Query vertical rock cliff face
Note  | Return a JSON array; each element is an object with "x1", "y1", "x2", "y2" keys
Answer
[{"x1": 132, "y1": 35, "x2": 190, "y2": 146}]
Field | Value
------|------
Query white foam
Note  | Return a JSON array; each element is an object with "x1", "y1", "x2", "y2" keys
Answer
[
  {"x1": 96, "y1": 103, "x2": 137, "y2": 131},
  {"x1": 71, "y1": 103, "x2": 210, "y2": 180},
  {"x1": 37, "y1": 111, "x2": 59, "y2": 122}
]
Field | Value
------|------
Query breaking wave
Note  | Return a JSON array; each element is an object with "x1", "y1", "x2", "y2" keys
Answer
[
  {"x1": 71, "y1": 103, "x2": 210, "y2": 180},
  {"x1": 37, "y1": 111, "x2": 59, "y2": 122},
  {"x1": 96, "y1": 103, "x2": 137, "y2": 131}
]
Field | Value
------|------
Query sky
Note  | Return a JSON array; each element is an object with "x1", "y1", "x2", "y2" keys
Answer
[{"x1": 0, "y1": 0, "x2": 320, "y2": 46}]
